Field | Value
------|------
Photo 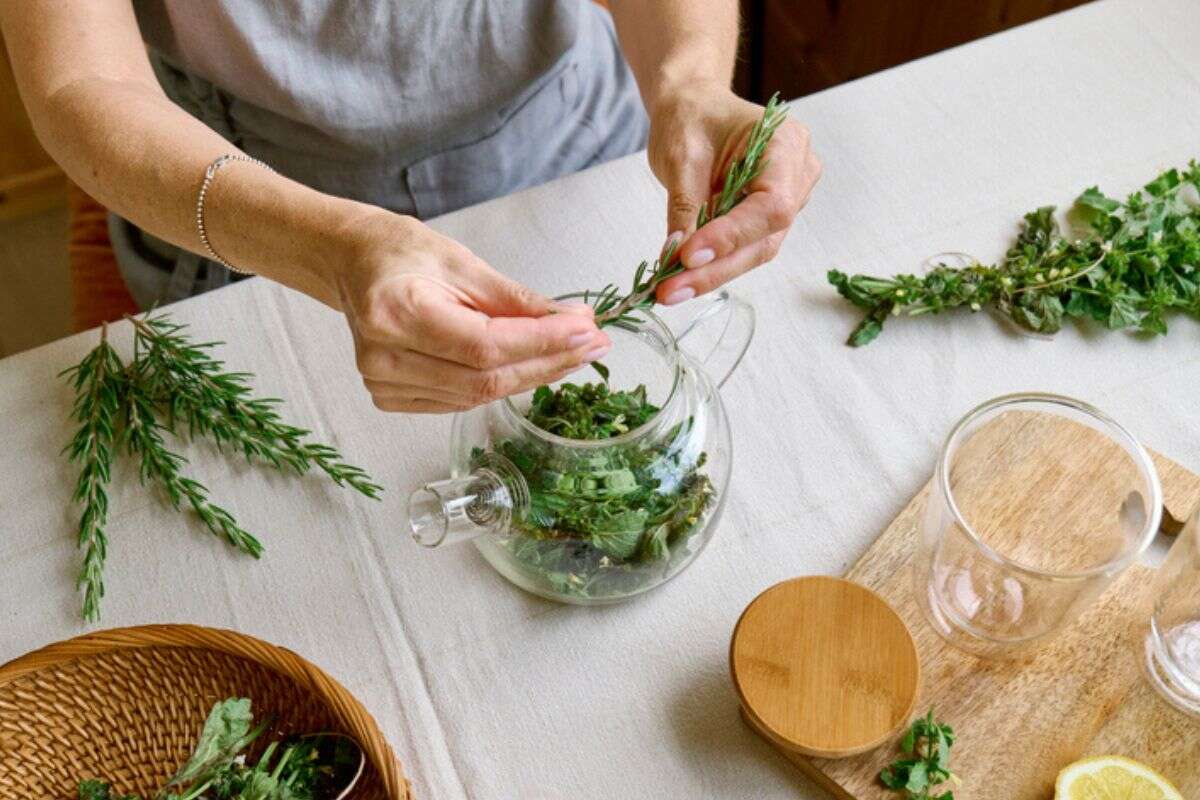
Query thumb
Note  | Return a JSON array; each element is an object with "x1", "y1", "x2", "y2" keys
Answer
[
  {"x1": 462, "y1": 260, "x2": 552, "y2": 318},
  {"x1": 665, "y1": 151, "x2": 713, "y2": 239}
]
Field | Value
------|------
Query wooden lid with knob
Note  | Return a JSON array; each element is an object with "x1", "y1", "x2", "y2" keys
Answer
[{"x1": 730, "y1": 576, "x2": 920, "y2": 759}]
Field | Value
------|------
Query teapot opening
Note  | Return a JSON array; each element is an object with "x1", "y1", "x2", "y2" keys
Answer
[{"x1": 501, "y1": 300, "x2": 683, "y2": 448}]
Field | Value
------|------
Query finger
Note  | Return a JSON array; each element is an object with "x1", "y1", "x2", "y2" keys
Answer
[
  {"x1": 663, "y1": 135, "x2": 716, "y2": 238},
  {"x1": 372, "y1": 396, "x2": 464, "y2": 414},
  {"x1": 437, "y1": 245, "x2": 554, "y2": 318},
  {"x1": 363, "y1": 378, "x2": 476, "y2": 407},
  {"x1": 365, "y1": 333, "x2": 611, "y2": 405},
  {"x1": 679, "y1": 189, "x2": 797, "y2": 270},
  {"x1": 550, "y1": 300, "x2": 597, "y2": 317},
  {"x1": 800, "y1": 151, "x2": 822, "y2": 207},
  {"x1": 414, "y1": 302, "x2": 605, "y2": 369},
  {"x1": 357, "y1": 278, "x2": 600, "y2": 368},
  {"x1": 656, "y1": 231, "x2": 787, "y2": 303}
]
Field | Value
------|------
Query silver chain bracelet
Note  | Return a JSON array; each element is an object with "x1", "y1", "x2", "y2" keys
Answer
[{"x1": 195, "y1": 153, "x2": 274, "y2": 275}]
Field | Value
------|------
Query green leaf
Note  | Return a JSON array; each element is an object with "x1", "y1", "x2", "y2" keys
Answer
[
  {"x1": 78, "y1": 780, "x2": 114, "y2": 800},
  {"x1": 164, "y1": 698, "x2": 264, "y2": 791},
  {"x1": 590, "y1": 361, "x2": 610, "y2": 384},
  {"x1": 847, "y1": 304, "x2": 892, "y2": 347},
  {"x1": 641, "y1": 523, "x2": 671, "y2": 561},
  {"x1": 1145, "y1": 168, "x2": 1181, "y2": 197},
  {"x1": 1076, "y1": 186, "x2": 1121, "y2": 214},
  {"x1": 905, "y1": 761, "x2": 930, "y2": 794},
  {"x1": 591, "y1": 509, "x2": 648, "y2": 559},
  {"x1": 1106, "y1": 293, "x2": 1143, "y2": 329}
]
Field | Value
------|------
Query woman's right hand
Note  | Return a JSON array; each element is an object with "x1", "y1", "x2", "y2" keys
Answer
[{"x1": 333, "y1": 212, "x2": 611, "y2": 413}]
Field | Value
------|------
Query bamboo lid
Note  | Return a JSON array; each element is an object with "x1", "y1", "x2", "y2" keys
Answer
[{"x1": 730, "y1": 576, "x2": 920, "y2": 759}]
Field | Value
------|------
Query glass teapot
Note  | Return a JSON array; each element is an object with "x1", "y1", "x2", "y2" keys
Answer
[{"x1": 407, "y1": 290, "x2": 754, "y2": 604}]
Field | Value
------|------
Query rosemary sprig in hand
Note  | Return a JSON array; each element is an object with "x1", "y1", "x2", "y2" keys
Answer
[
  {"x1": 588, "y1": 94, "x2": 788, "y2": 327},
  {"x1": 829, "y1": 160, "x2": 1200, "y2": 345},
  {"x1": 61, "y1": 313, "x2": 382, "y2": 622}
]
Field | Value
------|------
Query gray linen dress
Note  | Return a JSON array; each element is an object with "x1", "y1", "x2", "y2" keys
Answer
[{"x1": 114, "y1": 0, "x2": 649, "y2": 306}]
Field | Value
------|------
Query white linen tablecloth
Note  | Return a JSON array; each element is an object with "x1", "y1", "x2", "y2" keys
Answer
[{"x1": 3, "y1": 1, "x2": 1200, "y2": 796}]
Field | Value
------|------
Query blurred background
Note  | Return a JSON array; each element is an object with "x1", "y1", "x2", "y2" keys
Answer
[{"x1": 0, "y1": 0, "x2": 1088, "y2": 358}]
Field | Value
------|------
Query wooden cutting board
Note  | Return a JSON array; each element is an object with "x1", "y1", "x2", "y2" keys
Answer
[{"x1": 741, "y1": 414, "x2": 1200, "y2": 799}]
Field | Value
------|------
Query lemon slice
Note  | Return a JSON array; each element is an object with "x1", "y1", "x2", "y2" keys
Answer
[{"x1": 1055, "y1": 755, "x2": 1183, "y2": 800}]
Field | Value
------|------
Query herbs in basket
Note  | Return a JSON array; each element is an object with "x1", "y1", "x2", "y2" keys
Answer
[
  {"x1": 63, "y1": 314, "x2": 382, "y2": 622},
  {"x1": 77, "y1": 697, "x2": 364, "y2": 800}
]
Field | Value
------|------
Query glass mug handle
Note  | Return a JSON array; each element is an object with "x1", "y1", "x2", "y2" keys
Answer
[{"x1": 672, "y1": 290, "x2": 756, "y2": 389}]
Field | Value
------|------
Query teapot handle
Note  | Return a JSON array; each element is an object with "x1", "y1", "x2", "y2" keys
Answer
[{"x1": 673, "y1": 290, "x2": 755, "y2": 389}]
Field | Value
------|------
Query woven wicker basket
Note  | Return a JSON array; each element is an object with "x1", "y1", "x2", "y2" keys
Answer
[{"x1": 0, "y1": 624, "x2": 410, "y2": 799}]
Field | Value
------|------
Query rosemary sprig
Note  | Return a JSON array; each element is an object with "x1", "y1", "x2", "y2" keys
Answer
[
  {"x1": 60, "y1": 324, "x2": 125, "y2": 622},
  {"x1": 61, "y1": 313, "x2": 382, "y2": 620},
  {"x1": 590, "y1": 94, "x2": 788, "y2": 326},
  {"x1": 129, "y1": 315, "x2": 383, "y2": 499},
  {"x1": 123, "y1": 378, "x2": 264, "y2": 557}
]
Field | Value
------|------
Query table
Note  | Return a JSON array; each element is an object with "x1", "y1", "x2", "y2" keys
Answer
[{"x1": 3, "y1": 1, "x2": 1199, "y2": 796}]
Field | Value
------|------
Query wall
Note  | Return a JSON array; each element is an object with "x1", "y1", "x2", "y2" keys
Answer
[
  {"x1": 0, "y1": 36, "x2": 65, "y2": 221},
  {"x1": 736, "y1": 0, "x2": 1094, "y2": 101}
]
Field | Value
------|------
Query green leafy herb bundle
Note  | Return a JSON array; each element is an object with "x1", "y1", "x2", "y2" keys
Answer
[
  {"x1": 829, "y1": 161, "x2": 1200, "y2": 345},
  {"x1": 587, "y1": 94, "x2": 788, "y2": 327},
  {"x1": 62, "y1": 314, "x2": 382, "y2": 622},
  {"x1": 77, "y1": 697, "x2": 360, "y2": 800},
  {"x1": 879, "y1": 709, "x2": 959, "y2": 800},
  {"x1": 475, "y1": 380, "x2": 713, "y2": 599}
]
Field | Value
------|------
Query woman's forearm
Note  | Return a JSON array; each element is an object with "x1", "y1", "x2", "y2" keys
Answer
[
  {"x1": 607, "y1": 0, "x2": 739, "y2": 113},
  {"x1": 2, "y1": 0, "x2": 371, "y2": 309},
  {"x1": 35, "y1": 77, "x2": 369, "y2": 308}
]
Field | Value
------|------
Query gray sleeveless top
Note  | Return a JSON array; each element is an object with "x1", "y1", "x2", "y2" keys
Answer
[{"x1": 115, "y1": 0, "x2": 648, "y2": 307}]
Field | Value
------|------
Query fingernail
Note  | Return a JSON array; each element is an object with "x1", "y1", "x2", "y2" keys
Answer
[
  {"x1": 686, "y1": 248, "x2": 715, "y2": 268},
  {"x1": 663, "y1": 287, "x2": 696, "y2": 306},
  {"x1": 583, "y1": 344, "x2": 611, "y2": 362},
  {"x1": 568, "y1": 331, "x2": 594, "y2": 348},
  {"x1": 552, "y1": 301, "x2": 594, "y2": 316},
  {"x1": 662, "y1": 230, "x2": 685, "y2": 252}
]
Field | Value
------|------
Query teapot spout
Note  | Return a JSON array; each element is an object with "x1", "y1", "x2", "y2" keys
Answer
[{"x1": 408, "y1": 455, "x2": 528, "y2": 548}]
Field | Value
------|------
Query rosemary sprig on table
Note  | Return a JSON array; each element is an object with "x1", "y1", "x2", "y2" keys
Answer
[
  {"x1": 589, "y1": 94, "x2": 788, "y2": 327},
  {"x1": 61, "y1": 313, "x2": 381, "y2": 622},
  {"x1": 61, "y1": 325, "x2": 125, "y2": 622},
  {"x1": 829, "y1": 160, "x2": 1200, "y2": 345},
  {"x1": 129, "y1": 315, "x2": 382, "y2": 497},
  {"x1": 123, "y1": 378, "x2": 264, "y2": 557}
]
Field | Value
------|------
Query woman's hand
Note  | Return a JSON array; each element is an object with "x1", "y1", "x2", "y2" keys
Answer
[
  {"x1": 335, "y1": 213, "x2": 610, "y2": 413},
  {"x1": 645, "y1": 86, "x2": 821, "y2": 305}
]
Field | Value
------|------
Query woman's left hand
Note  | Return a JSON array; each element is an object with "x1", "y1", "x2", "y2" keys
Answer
[{"x1": 645, "y1": 86, "x2": 821, "y2": 306}]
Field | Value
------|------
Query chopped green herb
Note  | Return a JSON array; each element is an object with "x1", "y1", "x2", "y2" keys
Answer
[
  {"x1": 479, "y1": 380, "x2": 714, "y2": 600},
  {"x1": 880, "y1": 709, "x2": 959, "y2": 800}
]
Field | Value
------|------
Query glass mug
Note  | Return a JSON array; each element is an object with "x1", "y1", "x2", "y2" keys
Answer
[
  {"x1": 1143, "y1": 504, "x2": 1200, "y2": 716},
  {"x1": 915, "y1": 394, "x2": 1162, "y2": 658}
]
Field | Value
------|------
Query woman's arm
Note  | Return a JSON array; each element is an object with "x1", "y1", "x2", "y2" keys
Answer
[
  {"x1": 0, "y1": 0, "x2": 607, "y2": 413},
  {"x1": 608, "y1": 0, "x2": 821, "y2": 305},
  {"x1": 1, "y1": 0, "x2": 350, "y2": 305},
  {"x1": 608, "y1": 0, "x2": 738, "y2": 114}
]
